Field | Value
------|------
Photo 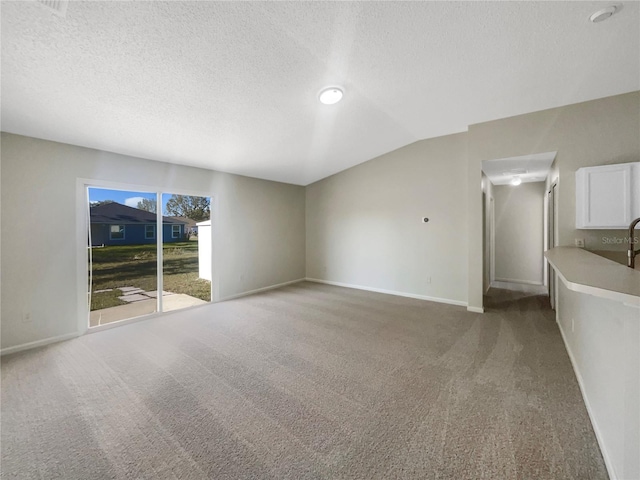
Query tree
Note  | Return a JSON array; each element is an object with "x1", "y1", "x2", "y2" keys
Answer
[
  {"x1": 165, "y1": 195, "x2": 210, "y2": 221},
  {"x1": 90, "y1": 200, "x2": 115, "y2": 207},
  {"x1": 137, "y1": 198, "x2": 157, "y2": 213}
]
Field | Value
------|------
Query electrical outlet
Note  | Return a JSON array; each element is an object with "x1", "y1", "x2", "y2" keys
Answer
[{"x1": 574, "y1": 238, "x2": 585, "y2": 248}]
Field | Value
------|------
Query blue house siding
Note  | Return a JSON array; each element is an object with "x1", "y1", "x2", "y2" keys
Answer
[
  {"x1": 90, "y1": 223, "x2": 183, "y2": 246},
  {"x1": 163, "y1": 223, "x2": 183, "y2": 243},
  {"x1": 89, "y1": 203, "x2": 187, "y2": 246}
]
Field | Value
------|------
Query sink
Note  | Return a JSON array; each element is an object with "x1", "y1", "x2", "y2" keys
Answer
[{"x1": 589, "y1": 250, "x2": 640, "y2": 270}]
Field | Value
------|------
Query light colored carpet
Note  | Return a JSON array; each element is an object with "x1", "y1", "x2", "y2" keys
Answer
[{"x1": 1, "y1": 282, "x2": 607, "y2": 479}]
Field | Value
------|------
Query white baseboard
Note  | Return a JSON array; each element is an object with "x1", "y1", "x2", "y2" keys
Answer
[
  {"x1": 557, "y1": 320, "x2": 617, "y2": 480},
  {"x1": 3, "y1": 279, "x2": 306, "y2": 355},
  {"x1": 467, "y1": 306, "x2": 484, "y2": 313},
  {"x1": 1, "y1": 332, "x2": 79, "y2": 356},
  {"x1": 491, "y1": 279, "x2": 547, "y2": 294},
  {"x1": 219, "y1": 278, "x2": 306, "y2": 302},
  {"x1": 305, "y1": 278, "x2": 468, "y2": 308},
  {"x1": 494, "y1": 277, "x2": 543, "y2": 286}
]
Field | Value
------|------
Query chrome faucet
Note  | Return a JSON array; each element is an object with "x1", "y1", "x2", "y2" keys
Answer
[{"x1": 629, "y1": 217, "x2": 640, "y2": 268}]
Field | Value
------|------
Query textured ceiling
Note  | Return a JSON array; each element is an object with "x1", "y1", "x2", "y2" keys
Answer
[
  {"x1": 482, "y1": 152, "x2": 556, "y2": 186},
  {"x1": 2, "y1": 1, "x2": 639, "y2": 185}
]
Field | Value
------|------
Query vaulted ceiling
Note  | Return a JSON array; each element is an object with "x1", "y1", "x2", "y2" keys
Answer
[{"x1": 2, "y1": 1, "x2": 638, "y2": 185}]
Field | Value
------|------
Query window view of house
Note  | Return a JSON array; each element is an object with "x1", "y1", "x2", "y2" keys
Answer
[
  {"x1": 90, "y1": 201, "x2": 185, "y2": 247},
  {"x1": 88, "y1": 188, "x2": 212, "y2": 325}
]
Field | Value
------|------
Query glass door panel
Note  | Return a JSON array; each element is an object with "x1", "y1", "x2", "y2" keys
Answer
[
  {"x1": 160, "y1": 193, "x2": 212, "y2": 312},
  {"x1": 88, "y1": 187, "x2": 158, "y2": 326}
]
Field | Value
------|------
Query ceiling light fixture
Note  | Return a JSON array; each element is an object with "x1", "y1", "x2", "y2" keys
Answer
[
  {"x1": 511, "y1": 176, "x2": 522, "y2": 186},
  {"x1": 319, "y1": 87, "x2": 344, "y2": 105},
  {"x1": 589, "y1": 5, "x2": 618, "y2": 23}
]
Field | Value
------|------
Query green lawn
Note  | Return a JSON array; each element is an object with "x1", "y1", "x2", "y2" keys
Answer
[{"x1": 90, "y1": 241, "x2": 211, "y2": 311}]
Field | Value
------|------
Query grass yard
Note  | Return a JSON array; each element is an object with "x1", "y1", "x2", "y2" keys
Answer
[{"x1": 90, "y1": 241, "x2": 211, "y2": 311}]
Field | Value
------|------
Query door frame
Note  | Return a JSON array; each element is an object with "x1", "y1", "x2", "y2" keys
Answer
[
  {"x1": 489, "y1": 197, "x2": 495, "y2": 286},
  {"x1": 543, "y1": 193, "x2": 548, "y2": 288},
  {"x1": 76, "y1": 178, "x2": 218, "y2": 335},
  {"x1": 546, "y1": 181, "x2": 558, "y2": 309}
]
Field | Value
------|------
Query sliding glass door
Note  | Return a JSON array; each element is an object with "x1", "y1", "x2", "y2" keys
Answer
[{"x1": 86, "y1": 186, "x2": 212, "y2": 327}]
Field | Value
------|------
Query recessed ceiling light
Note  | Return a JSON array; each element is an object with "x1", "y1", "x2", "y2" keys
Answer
[
  {"x1": 590, "y1": 5, "x2": 618, "y2": 23},
  {"x1": 319, "y1": 87, "x2": 344, "y2": 105},
  {"x1": 511, "y1": 176, "x2": 522, "y2": 186}
]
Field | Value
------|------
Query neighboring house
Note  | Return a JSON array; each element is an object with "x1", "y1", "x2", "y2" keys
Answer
[
  {"x1": 90, "y1": 202, "x2": 187, "y2": 246},
  {"x1": 169, "y1": 216, "x2": 202, "y2": 236}
]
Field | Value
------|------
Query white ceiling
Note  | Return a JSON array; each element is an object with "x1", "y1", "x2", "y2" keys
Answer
[
  {"x1": 1, "y1": 1, "x2": 638, "y2": 186},
  {"x1": 482, "y1": 151, "x2": 557, "y2": 186}
]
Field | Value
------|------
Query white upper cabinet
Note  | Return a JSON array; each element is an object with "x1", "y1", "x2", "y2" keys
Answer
[{"x1": 576, "y1": 162, "x2": 640, "y2": 229}]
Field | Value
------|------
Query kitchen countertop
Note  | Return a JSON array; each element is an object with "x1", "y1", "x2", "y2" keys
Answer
[{"x1": 545, "y1": 247, "x2": 640, "y2": 307}]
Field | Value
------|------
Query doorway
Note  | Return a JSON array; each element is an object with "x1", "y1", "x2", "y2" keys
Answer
[{"x1": 481, "y1": 152, "x2": 556, "y2": 296}]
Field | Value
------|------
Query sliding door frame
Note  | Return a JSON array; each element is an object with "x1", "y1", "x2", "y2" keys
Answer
[{"x1": 76, "y1": 178, "x2": 218, "y2": 336}]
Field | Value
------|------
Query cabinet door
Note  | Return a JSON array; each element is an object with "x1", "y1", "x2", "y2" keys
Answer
[{"x1": 577, "y1": 164, "x2": 631, "y2": 228}]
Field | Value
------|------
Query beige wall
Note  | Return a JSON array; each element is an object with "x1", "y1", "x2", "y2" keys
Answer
[
  {"x1": 0, "y1": 133, "x2": 306, "y2": 350},
  {"x1": 2, "y1": 92, "x2": 637, "y2": 347},
  {"x1": 493, "y1": 182, "x2": 545, "y2": 285},
  {"x1": 306, "y1": 133, "x2": 468, "y2": 305},
  {"x1": 468, "y1": 91, "x2": 640, "y2": 310},
  {"x1": 307, "y1": 92, "x2": 638, "y2": 310}
]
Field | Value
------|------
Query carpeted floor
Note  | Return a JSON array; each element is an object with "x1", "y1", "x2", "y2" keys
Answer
[{"x1": 1, "y1": 282, "x2": 607, "y2": 479}]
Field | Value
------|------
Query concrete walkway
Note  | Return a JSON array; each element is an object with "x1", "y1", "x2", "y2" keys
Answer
[{"x1": 90, "y1": 290, "x2": 208, "y2": 327}]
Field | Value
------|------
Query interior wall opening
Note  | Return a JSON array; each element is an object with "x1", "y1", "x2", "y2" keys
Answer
[{"x1": 481, "y1": 152, "x2": 556, "y2": 296}]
